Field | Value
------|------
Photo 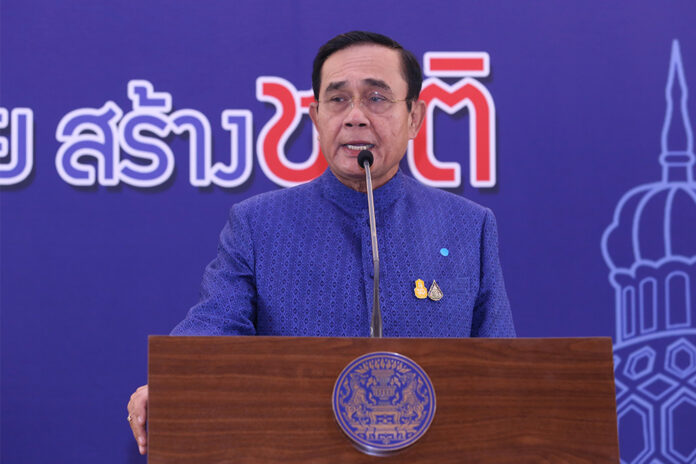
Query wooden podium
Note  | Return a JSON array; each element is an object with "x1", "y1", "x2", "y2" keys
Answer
[{"x1": 148, "y1": 336, "x2": 619, "y2": 463}]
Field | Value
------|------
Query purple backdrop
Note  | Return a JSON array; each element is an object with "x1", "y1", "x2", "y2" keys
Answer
[{"x1": 2, "y1": 1, "x2": 695, "y2": 462}]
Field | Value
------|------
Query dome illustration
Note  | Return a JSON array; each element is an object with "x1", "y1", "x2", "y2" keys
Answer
[{"x1": 601, "y1": 40, "x2": 696, "y2": 464}]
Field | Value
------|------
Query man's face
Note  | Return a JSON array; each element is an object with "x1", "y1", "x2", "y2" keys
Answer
[{"x1": 309, "y1": 44, "x2": 425, "y2": 191}]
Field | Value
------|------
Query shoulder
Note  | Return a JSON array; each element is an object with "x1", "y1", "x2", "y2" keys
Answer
[
  {"x1": 233, "y1": 180, "x2": 319, "y2": 212},
  {"x1": 401, "y1": 173, "x2": 492, "y2": 221},
  {"x1": 231, "y1": 178, "x2": 321, "y2": 216}
]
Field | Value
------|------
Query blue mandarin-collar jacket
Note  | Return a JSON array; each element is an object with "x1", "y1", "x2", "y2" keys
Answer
[{"x1": 171, "y1": 169, "x2": 515, "y2": 337}]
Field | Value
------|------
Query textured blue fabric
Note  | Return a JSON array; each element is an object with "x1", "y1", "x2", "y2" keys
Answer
[{"x1": 171, "y1": 169, "x2": 515, "y2": 337}]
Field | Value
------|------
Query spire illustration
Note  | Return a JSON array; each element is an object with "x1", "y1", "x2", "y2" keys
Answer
[
  {"x1": 602, "y1": 39, "x2": 696, "y2": 344},
  {"x1": 660, "y1": 40, "x2": 694, "y2": 182},
  {"x1": 602, "y1": 40, "x2": 696, "y2": 464}
]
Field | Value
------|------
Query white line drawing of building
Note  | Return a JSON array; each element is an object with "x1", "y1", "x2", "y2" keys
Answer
[{"x1": 602, "y1": 40, "x2": 696, "y2": 464}]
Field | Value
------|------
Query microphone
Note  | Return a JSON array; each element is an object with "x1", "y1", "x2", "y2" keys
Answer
[
  {"x1": 357, "y1": 150, "x2": 373, "y2": 169},
  {"x1": 357, "y1": 150, "x2": 383, "y2": 338}
]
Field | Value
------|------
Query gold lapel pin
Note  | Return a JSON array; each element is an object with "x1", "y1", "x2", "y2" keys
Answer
[{"x1": 414, "y1": 279, "x2": 428, "y2": 299}]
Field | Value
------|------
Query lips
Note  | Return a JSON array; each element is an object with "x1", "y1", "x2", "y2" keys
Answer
[{"x1": 342, "y1": 143, "x2": 375, "y2": 151}]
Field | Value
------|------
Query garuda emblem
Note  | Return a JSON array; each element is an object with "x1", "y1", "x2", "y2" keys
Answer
[{"x1": 332, "y1": 352, "x2": 436, "y2": 455}]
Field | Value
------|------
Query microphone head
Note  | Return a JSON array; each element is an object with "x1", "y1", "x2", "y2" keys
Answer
[{"x1": 357, "y1": 150, "x2": 374, "y2": 168}]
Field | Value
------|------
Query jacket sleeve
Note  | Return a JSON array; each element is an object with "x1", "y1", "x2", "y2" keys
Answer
[
  {"x1": 470, "y1": 209, "x2": 516, "y2": 337},
  {"x1": 170, "y1": 203, "x2": 257, "y2": 335}
]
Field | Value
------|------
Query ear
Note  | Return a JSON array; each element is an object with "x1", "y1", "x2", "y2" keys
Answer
[
  {"x1": 309, "y1": 101, "x2": 319, "y2": 132},
  {"x1": 407, "y1": 99, "x2": 426, "y2": 139}
]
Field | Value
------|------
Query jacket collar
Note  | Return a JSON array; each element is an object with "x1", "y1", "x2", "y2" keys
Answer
[{"x1": 319, "y1": 168, "x2": 405, "y2": 215}]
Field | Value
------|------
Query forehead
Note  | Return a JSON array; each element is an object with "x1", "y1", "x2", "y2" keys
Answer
[{"x1": 320, "y1": 44, "x2": 406, "y2": 94}]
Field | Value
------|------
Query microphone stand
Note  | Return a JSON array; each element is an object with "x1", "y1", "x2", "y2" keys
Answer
[{"x1": 359, "y1": 150, "x2": 383, "y2": 338}]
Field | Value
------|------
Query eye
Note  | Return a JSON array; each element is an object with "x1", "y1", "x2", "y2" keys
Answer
[
  {"x1": 328, "y1": 95, "x2": 348, "y2": 103},
  {"x1": 367, "y1": 93, "x2": 389, "y2": 103}
]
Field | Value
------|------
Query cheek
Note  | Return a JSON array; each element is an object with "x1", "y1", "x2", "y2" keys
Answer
[
  {"x1": 382, "y1": 118, "x2": 410, "y2": 144},
  {"x1": 375, "y1": 116, "x2": 402, "y2": 140},
  {"x1": 316, "y1": 118, "x2": 339, "y2": 144}
]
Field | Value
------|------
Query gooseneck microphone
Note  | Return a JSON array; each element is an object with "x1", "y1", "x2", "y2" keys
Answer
[{"x1": 357, "y1": 150, "x2": 383, "y2": 338}]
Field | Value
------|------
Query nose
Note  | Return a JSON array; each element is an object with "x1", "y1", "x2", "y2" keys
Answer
[{"x1": 344, "y1": 99, "x2": 369, "y2": 128}]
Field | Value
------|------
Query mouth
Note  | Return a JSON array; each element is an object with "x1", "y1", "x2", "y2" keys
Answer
[{"x1": 342, "y1": 143, "x2": 375, "y2": 152}]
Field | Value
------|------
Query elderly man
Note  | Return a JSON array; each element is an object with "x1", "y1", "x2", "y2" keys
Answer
[{"x1": 128, "y1": 31, "x2": 514, "y2": 454}]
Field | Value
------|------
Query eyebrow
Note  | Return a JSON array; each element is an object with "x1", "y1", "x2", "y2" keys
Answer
[
  {"x1": 325, "y1": 81, "x2": 347, "y2": 93},
  {"x1": 324, "y1": 78, "x2": 393, "y2": 94},
  {"x1": 363, "y1": 78, "x2": 392, "y2": 92}
]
